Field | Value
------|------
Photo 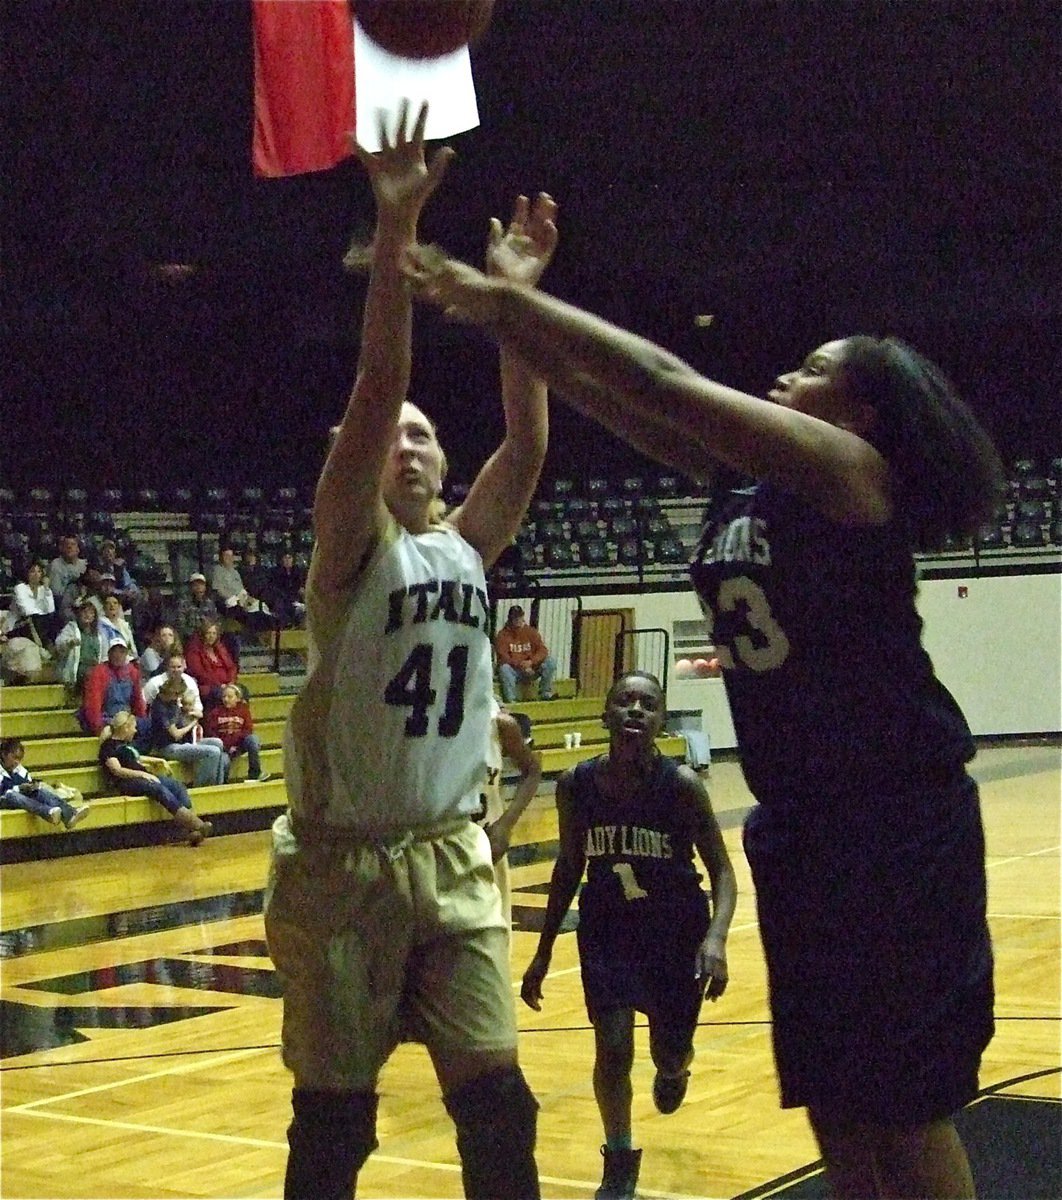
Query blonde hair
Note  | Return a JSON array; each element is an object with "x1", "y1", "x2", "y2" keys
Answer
[{"x1": 110, "y1": 710, "x2": 136, "y2": 736}]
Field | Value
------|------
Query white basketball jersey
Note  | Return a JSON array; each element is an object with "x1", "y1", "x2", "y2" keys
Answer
[
  {"x1": 478, "y1": 697, "x2": 505, "y2": 825},
  {"x1": 284, "y1": 518, "x2": 493, "y2": 834}
]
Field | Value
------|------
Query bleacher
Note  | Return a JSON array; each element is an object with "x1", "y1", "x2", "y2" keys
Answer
[{"x1": 0, "y1": 668, "x2": 687, "y2": 862}]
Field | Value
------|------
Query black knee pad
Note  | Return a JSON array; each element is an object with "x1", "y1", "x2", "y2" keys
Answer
[
  {"x1": 284, "y1": 1088, "x2": 378, "y2": 1200},
  {"x1": 444, "y1": 1067, "x2": 540, "y2": 1200}
]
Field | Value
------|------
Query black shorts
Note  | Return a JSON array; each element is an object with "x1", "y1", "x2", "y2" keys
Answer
[
  {"x1": 744, "y1": 777, "x2": 994, "y2": 1126},
  {"x1": 576, "y1": 890, "x2": 710, "y2": 1042}
]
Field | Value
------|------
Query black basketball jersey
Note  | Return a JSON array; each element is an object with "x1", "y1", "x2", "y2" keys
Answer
[
  {"x1": 572, "y1": 755, "x2": 707, "y2": 932},
  {"x1": 690, "y1": 480, "x2": 974, "y2": 807}
]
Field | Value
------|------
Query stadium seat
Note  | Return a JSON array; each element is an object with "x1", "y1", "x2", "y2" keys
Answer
[
  {"x1": 597, "y1": 496, "x2": 627, "y2": 521},
  {"x1": 1010, "y1": 520, "x2": 1045, "y2": 548},
  {"x1": 1015, "y1": 498, "x2": 1047, "y2": 524},
  {"x1": 550, "y1": 478, "x2": 576, "y2": 501},
  {"x1": 545, "y1": 541, "x2": 576, "y2": 569},
  {"x1": 1019, "y1": 475, "x2": 1049, "y2": 500},
  {"x1": 168, "y1": 486, "x2": 194, "y2": 513},
  {"x1": 60, "y1": 486, "x2": 89, "y2": 515},
  {"x1": 203, "y1": 486, "x2": 231, "y2": 511},
  {"x1": 653, "y1": 472, "x2": 682, "y2": 498},
  {"x1": 573, "y1": 519, "x2": 600, "y2": 542},
  {"x1": 133, "y1": 487, "x2": 162, "y2": 511},
  {"x1": 97, "y1": 488, "x2": 124, "y2": 512},
  {"x1": 272, "y1": 486, "x2": 299, "y2": 510},
  {"x1": 26, "y1": 487, "x2": 54, "y2": 514},
  {"x1": 0, "y1": 486, "x2": 15, "y2": 512},
  {"x1": 620, "y1": 475, "x2": 644, "y2": 502},
  {"x1": 586, "y1": 478, "x2": 611, "y2": 503},
  {"x1": 635, "y1": 496, "x2": 662, "y2": 519},
  {"x1": 1050, "y1": 518, "x2": 1062, "y2": 546},
  {"x1": 538, "y1": 519, "x2": 567, "y2": 543},
  {"x1": 617, "y1": 536, "x2": 643, "y2": 567},
  {"x1": 654, "y1": 534, "x2": 687, "y2": 564},
  {"x1": 565, "y1": 497, "x2": 591, "y2": 522},
  {"x1": 975, "y1": 523, "x2": 1006, "y2": 550},
  {"x1": 608, "y1": 515, "x2": 638, "y2": 539},
  {"x1": 579, "y1": 537, "x2": 611, "y2": 568}
]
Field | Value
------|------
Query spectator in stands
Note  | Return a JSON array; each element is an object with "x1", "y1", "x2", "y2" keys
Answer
[
  {"x1": 267, "y1": 549, "x2": 307, "y2": 628},
  {"x1": 495, "y1": 605, "x2": 557, "y2": 701},
  {"x1": 204, "y1": 682, "x2": 271, "y2": 783},
  {"x1": 134, "y1": 585, "x2": 179, "y2": 649},
  {"x1": 79, "y1": 639, "x2": 147, "y2": 737},
  {"x1": 212, "y1": 546, "x2": 273, "y2": 634},
  {"x1": 176, "y1": 572, "x2": 221, "y2": 640},
  {"x1": 0, "y1": 628, "x2": 44, "y2": 684},
  {"x1": 148, "y1": 675, "x2": 229, "y2": 787},
  {"x1": 102, "y1": 594, "x2": 138, "y2": 661},
  {"x1": 48, "y1": 534, "x2": 86, "y2": 605},
  {"x1": 95, "y1": 539, "x2": 140, "y2": 609},
  {"x1": 139, "y1": 625, "x2": 182, "y2": 677},
  {"x1": 1, "y1": 737, "x2": 91, "y2": 830},
  {"x1": 239, "y1": 548, "x2": 271, "y2": 607},
  {"x1": 54, "y1": 595, "x2": 112, "y2": 696},
  {"x1": 99, "y1": 711, "x2": 213, "y2": 846},
  {"x1": 7, "y1": 560, "x2": 62, "y2": 647},
  {"x1": 59, "y1": 564, "x2": 104, "y2": 624},
  {"x1": 142, "y1": 650, "x2": 203, "y2": 720},
  {"x1": 184, "y1": 618, "x2": 238, "y2": 706}
]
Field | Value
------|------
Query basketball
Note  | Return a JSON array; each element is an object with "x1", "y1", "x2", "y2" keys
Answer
[
  {"x1": 357, "y1": 0, "x2": 495, "y2": 59},
  {"x1": 674, "y1": 658, "x2": 695, "y2": 679},
  {"x1": 692, "y1": 657, "x2": 713, "y2": 678}
]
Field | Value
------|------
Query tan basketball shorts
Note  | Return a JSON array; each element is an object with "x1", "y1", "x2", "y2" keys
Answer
[{"x1": 264, "y1": 812, "x2": 516, "y2": 1090}]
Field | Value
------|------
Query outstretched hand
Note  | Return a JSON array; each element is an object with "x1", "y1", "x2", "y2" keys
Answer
[
  {"x1": 351, "y1": 100, "x2": 454, "y2": 224},
  {"x1": 486, "y1": 193, "x2": 558, "y2": 289}
]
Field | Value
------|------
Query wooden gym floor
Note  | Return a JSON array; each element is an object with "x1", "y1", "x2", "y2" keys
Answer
[{"x1": 1, "y1": 742, "x2": 1058, "y2": 1199}]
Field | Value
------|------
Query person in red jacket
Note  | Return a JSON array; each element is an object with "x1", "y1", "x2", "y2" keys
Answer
[
  {"x1": 78, "y1": 640, "x2": 148, "y2": 737},
  {"x1": 184, "y1": 619, "x2": 238, "y2": 707},
  {"x1": 203, "y1": 683, "x2": 271, "y2": 783},
  {"x1": 494, "y1": 605, "x2": 557, "y2": 702}
]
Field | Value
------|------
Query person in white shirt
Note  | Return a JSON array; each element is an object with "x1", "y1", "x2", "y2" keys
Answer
[
  {"x1": 141, "y1": 652, "x2": 204, "y2": 721},
  {"x1": 48, "y1": 534, "x2": 86, "y2": 604},
  {"x1": 7, "y1": 561, "x2": 61, "y2": 645}
]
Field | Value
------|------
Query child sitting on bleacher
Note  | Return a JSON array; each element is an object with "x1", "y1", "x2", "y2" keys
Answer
[
  {"x1": 203, "y1": 683, "x2": 271, "y2": 783},
  {"x1": 1, "y1": 737, "x2": 90, "y2": 830},
  {"x1": 99, "y1": 711, "x2": 213, "y2": 846}
]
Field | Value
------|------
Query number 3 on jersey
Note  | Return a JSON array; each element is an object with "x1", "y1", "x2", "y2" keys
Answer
[
  {"x1": 707, "y1": 575, "x2": 790, "y2": 672},
  {"x1": 384, "y1": 643, "x2": 468, "y2": 737}
]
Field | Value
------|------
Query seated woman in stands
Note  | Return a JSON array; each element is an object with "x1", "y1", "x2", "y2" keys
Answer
[
  {"x1": 139, "y1": 624, "x2": 182, "y2": 677},
  {"x1": 7, "y1": 560, "x2": 63, "y2": 648},
  {"x1": 102, "y1": 593, "x2": 139, "y2": 661},
  {"x1": 99, "y1": 710, "x2": 213, "y2": 846},
  {"x1": 184, "y1": 618, "x2": 239, "y2": 707},
  {"x1": 54, "y1": 595, "x2": 114, "y2": 698},
  {"x1": 1, "y1": 737, "x2": 90, "y2": 830}
]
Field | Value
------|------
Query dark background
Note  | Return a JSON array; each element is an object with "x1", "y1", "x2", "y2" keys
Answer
[{"x1": 5, "y1": 0, "x2": 1057, "y2": 498}]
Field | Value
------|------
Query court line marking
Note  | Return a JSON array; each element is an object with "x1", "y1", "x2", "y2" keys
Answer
[
  {"x1": 988, "y1": 844, "x2": 1059, "y2": 869},
  {"x1": 4, "y1": 1108, "x2": 724, "y2": 1199},
  {"x1": 5, "y1": 1045, "x2": 270, "y2": 1112}
]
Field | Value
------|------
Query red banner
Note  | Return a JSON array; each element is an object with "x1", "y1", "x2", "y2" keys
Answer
[{"x1": 252, "y1": 0, "x2": 355, "y2": 178}]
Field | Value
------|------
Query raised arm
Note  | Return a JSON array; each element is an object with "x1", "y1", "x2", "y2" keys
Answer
[
  {"x1": 407, "y1": 257, "x2": 890, "y2": 524},
  {"x1": 448, "y1": 194, "x2": 557, "y2": 567},
  {"x1": 313, "y1": 102, "x2": 454, "y2": 594}
]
